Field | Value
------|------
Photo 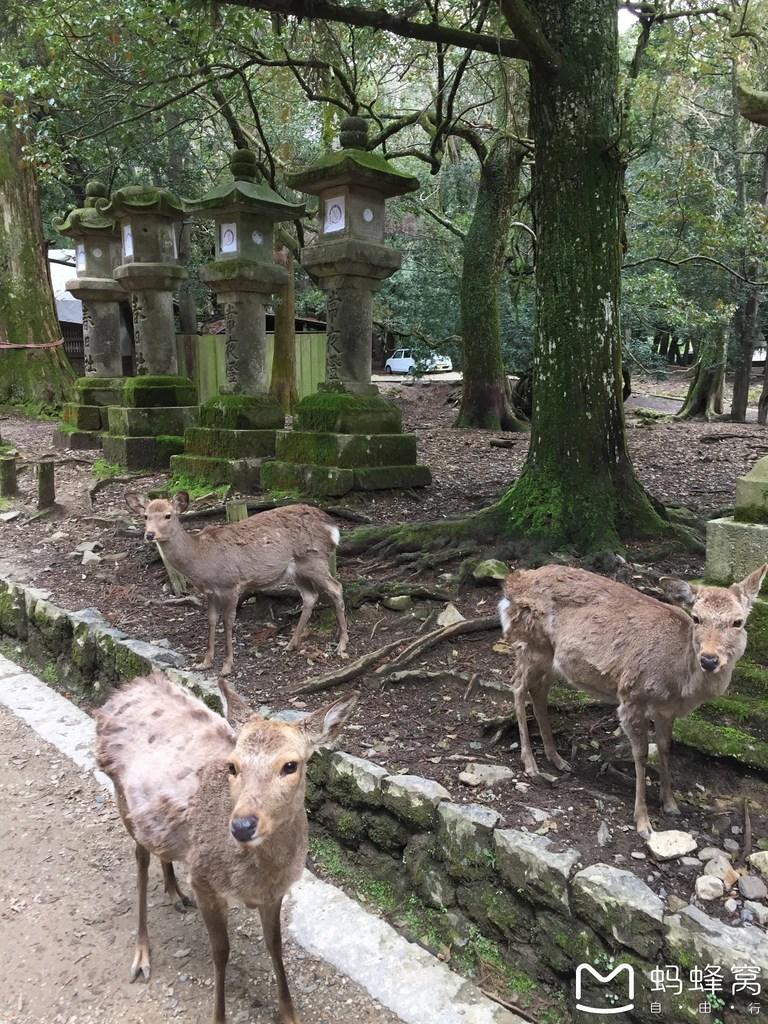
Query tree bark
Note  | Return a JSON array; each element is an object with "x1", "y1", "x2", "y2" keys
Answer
[
  {"x1": 675, "y1": 327, "x2": 726, "y2": 421},
  {"x1": 454, "y1": 137, "x2": 527, "y2": 431},
  {"x1": 0, "y1": 113, "x2": 74, "y2": 410},
  {"x1": 270, "y1": 246, "x2": 298, "y2": 412}
]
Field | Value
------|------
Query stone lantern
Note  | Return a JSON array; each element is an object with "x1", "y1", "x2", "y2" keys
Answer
[
  {"x1": 53, "y1": 181, "x2": 127, "y2": 449},
  {"x1": 262, "y1": 117, "x2": 431, "y2": 496},
  {"x1": 170, "y1": 149, "x2": 305, "y2": 491},
  {"x1": 96, "y1": 184, "x2": 199, "y2": 469}
]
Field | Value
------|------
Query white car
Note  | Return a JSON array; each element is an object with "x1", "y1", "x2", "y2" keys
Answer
[{"x1": 384, "y1": 349, "x2": 453, "y2": 374}]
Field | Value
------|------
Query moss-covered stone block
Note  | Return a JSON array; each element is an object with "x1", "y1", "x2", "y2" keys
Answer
[
  {"x1": 705, "y1": 517, "x2": 768, "y2": 595},
  {"x1": 456, "y1": 880, "x2": 534, "y2": 943},
  {"x1": 293, "y1": 391, "x2": 402, "y2": 434},
  {"x1": 185, "y1": 427, "x2": 277, "y2": 459},
  {"x1": 0, "y1": 580, "x2": 27, "y2": 639},
  {"x1": 403, "y1": 834, "x2": 457, "y2": 909},
  {"x1": 534, "y1": 909, "x2": 608, "y2": 975},
  {"x1": 352, "y1": 465, "x2": 432, "y2": 490},
  {"x1": 106, "y1": 405, "x2": 199, "y2": 437},
  {"x1": 317, "y1": 800, "x2": 367, "y2": 846},
  {"x1": 495, "y1": 829, "x2": 580, "y2": 913},
  {"x1": 673, "y1": 713, "x2": 768, "y2": 770},
  {"x1": 53, "y1": 427, "x2": 103, "y2": 451},
  {"x1": 102, "y1": 433, "x2": 185, "y2": 470},
  {"x1": 306, "y1": 745, "x2": 332, "y2": 787},
  {"x1": 275, "y1": 431, "x2": 417, "y2": 468},
  {"x1": 62, "y1": 403, "x2": 102, "y2": 431},
  {"x1": 438, "y1": 802, "x2": 500, "y2": 880},
  {"x1": 27, "y1": 597, "x2": 73, "y2": 659},
  {"x1": 76, "y1": 377, "x2": 125, "y2": 407},
  {"x1": 745, "y1": 597, "x2": 768, "y2": 662},
  {"x1": 364, "y1": 809, "x2": 411, "y2": 851},
  {"x1": 735, "y1": 457, "x2": 768, "y2": 523},
  {"x1": 381, "y1": 774, "x2": 451, "y2": 829},
  {"x1": 571, "y1": 864, "x2": 664, "y2": 959},
  {"x1": 261, "y1": 460, "x2": 355, "y2": 497},
  {"x1": 327, "y1": 752, "x2": 388, "y2": 807},
  {"x1": 201, "y1": 393, "x2": 285, "y2": 430},
  {"x1": 122, "y1": 375, "x2": 197, "y2": 408},
  {"x1": 169, "y1": 453, "x2": 263, "y2": 492}
]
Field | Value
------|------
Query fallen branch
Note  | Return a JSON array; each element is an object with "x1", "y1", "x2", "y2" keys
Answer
[
  {"x1": 346, "y1": 581, "x2": 452, "y2": 609},
  {"x1": 153, "y1": 595, "x2": 203, "y2": 608},
  {"x1": 489, "y1": 437, "x2": 524, "y2": 449},
  {"x1": 480, "y1": 989, "x2": 537, "y2": 1024},
  {"x1": 292, "y1": 637, "x2": 407, "y2": 695},
  {"x1": 382, "y1": 668, "x2": 472, "y2": 689},
  {"x1": 375, "y1": 615, "x2": 499, "y2": 674}
]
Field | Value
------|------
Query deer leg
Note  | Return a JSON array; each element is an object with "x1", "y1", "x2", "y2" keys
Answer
[
  {"x1": 529, "y1": 671, "x2": 571, "y2": 773},
  {"x1": 195, "y1": 596, "x2": 219, "y2": 671},
  {"x1": 161, "y1": 860, "x2": 195, "y2": 912},
  {"x1": 512, "y1": 659, "x2": 541, "y2": 778},
  {"x1": 259, "y1": 897, "x2": 300, "y2": 1024},
  {"x1": 220, "y1": 593, "x2": 238, "y2": 677},
  {"x1": 318, "y1": 574, "x2": 349, "y2": 657},
  {"x1": 195, "y1": 887, "x2": 230, "y2": 1024},
  {"x1": 130, "y1": 843, "x2": 151, "y2": 982},
  {"x1": 653, "y1": 716, "x2": 680, "y2": 816},
  {"x1": 286, "y1": 585, "x2": 318, "y2": 653},
  {"x1": 619, "y1": 703, "x2": 652, "y2": 837}
]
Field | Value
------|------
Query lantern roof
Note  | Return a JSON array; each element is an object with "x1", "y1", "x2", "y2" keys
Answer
[
  {"x1": 287, "y1": 117, "x2": 419, "y2": 199},
  {"x1": 53, "y1": 180, "x2": 117, "y2": 235},
  {"x1": 185, "y1": 149, "x2": 305, "y2": 221},
  {"x1": 102, "y1": 184, "x2": 185, "y2": 220}
]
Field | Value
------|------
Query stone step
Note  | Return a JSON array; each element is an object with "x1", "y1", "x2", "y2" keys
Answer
[
  {"x1": 262, "y1": 460, "x2": 431, "y2": 497},
  {"x1": 62, "y1": 403, "x2": 106, "y2": 432},
  {"x1": 169, "y1": 454, "x2": 263, "y2": 492},
  {"x1": 106, "y1": 404, "x2": 199, "y2": 437},
  {"x1": 274, "y1": 430, "x2": 417, "y2": 468},
  {"x1": 53, "y1": 428, "x2": 103, "y2": 451},
  {"x1": 200, "y1": 393, "x2": 285, "y2": 430},
  {"x1": 184, "y1": 427, "x2": 276, "y2": 460},
  {"x1": 102, "y1": 433, "x2": 185, "y2": 470}
]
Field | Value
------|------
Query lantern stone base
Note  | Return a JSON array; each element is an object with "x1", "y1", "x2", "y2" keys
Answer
[
  {"x1": 261, "y1": 460, "x2": 431, "y2": 497},
  {"x1": 706, "y1": 517, "x2": 768, "y2": 594},
  {"x1": 98, "y1": 375, "x2": 199, "y2": 470},
  {"x1": 169, "y1": 454, "x2": 265, "y2": 493},
  {"x1": 53, "y1": 425, "x2": 104, "y2": 451},
  {"x1": 293, "y1": 390, "x2": 402, "y2": 434},
  {"x1": 106, "y1": 405, "x2": 199, "y2": 437},
  {"x1": 53, "y1": 377, "x2": 128, "y2": 451},
  {"x1": 102, "y1": 433, "x2": 186, "y2": 470}
]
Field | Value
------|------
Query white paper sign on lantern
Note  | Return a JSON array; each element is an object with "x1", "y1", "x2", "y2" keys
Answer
[
  {"x1": 76, "y1": 243, "x2": 86, "y2": 271},
  {"x1": 220, "y1": 222, "x2": 238, "y2": 254},
  {"x1": 122, "y1": 224, "x2": 134, "y2": 258},
  {"x1": 324, "y1": 195, "x2": 346, "y2": 234}
]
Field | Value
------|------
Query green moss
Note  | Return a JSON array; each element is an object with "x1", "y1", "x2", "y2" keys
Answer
[
  {"x1": 165, "y1": 474, "x2": 229, "y2": 501},
  {"x1": 287, "y1": 147, "x2": 418, "y2": 192},
  {"x1": 293, "y1": 391, "x2": 402, "y2": 434},
  {"x1": 185, "y1": 427, "x2": 276, "y2": 460},
  {"x1": 456, "y1": 881, "x2": 533, "y2": 941},
  {"x1": 673, "y1": 715, "x2": 768, "y2": 769},
  {"x1": 732, "y1": 659, "x2": 768, "y2": 699},
  {"x1": 91, "y1": 458, "x2": 122, "y2": 481},
  {"x1": 200, "y1": 393, "x2": 285, "y2": 430}
]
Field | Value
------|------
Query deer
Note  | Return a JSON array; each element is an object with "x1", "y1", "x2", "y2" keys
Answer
[
  {"x1": 498, "y1": 563, "x2": 767, "y2": 836},
  {"x1": 95, "y1": 670, "x2": 358, "y2": 1024},
  {"x1": 125, "y1": 491, "x2": 348, "y2": 675}
]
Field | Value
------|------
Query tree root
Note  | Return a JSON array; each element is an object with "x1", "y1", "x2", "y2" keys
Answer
[
  {"x1": 345, "y1": 580, "x2": 452, "y2": 609},
  {"x1": 89, "y1": 472, "x2": 159, "y2": 507},
  {"x1": 381, "y1": 668, "x2": 473, "y2": 689},
  {"x1": 293, "y1": 637, "x2": 406, "y2": 694}
]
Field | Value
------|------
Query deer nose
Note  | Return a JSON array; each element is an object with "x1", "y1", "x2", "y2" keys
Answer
[
  {"x1": 145, "y1": 531, "x2": 155, "y2": 541},
  {"x1": 700, "y1": 654, "x2": 719, "y2": 672},
  {"x1": 231, "y1": 816, "x2": 258, "y2": 843}
]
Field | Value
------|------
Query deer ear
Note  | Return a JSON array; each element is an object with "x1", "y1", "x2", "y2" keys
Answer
[
  {"x1": 300, "y1": 691, "x2": 359, "y2": 752},
  {"x1": 731, "y1": 564, "x2": 768, "y2": 613},
  {"x1": 172, "y1": 491, "x2": 190, "y2": 514},
  {"x1": 659, "y1": 577, "x2": 697, "y2": 608},
  {"x1": 125, "y1": 492, "x2": 145, "y2": 514}
]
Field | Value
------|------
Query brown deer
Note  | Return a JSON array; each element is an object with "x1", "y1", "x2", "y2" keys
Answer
[
  {"x1": 498, "y1": 563, "x2": 767, "y2": 836},
  {"x1": 95, "y1": 671, "x2": 358, "y2": 1024},
  {"x1": 125, "y1": 492, "x2": 348, "y2": 674}
]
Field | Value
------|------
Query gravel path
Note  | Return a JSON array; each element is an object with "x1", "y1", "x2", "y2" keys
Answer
[{"x1": 0, "y1": 706, "x2": 401, "y2": 1024}]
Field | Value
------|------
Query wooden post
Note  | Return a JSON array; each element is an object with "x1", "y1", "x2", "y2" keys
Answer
[
  {"x1": 37, "y1": 458, "x2": 55, "y2": 509},
  {"x1": 225, "y1": 499, "x2": 249, "y2": 524},
  {"x1": 0, "y1": 455, "x2": 17, "y2": 497}
]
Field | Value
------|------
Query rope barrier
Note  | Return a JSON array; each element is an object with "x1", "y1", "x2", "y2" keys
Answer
[{"x1": 0, "y1": 337, "x2": 65, "y2": 350}]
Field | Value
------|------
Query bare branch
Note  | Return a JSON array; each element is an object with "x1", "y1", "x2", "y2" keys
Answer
[{"x1": 623, "y1": 254, "x2": 768, "y2": 285}]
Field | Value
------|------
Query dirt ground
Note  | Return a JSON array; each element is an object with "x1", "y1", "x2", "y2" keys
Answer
[
  {"x1": 1, "y1": 375, "x2": 767, "y2": 927},
  {"x1": 0, "y1": 705, "x2": 401, "y2": 1024}
]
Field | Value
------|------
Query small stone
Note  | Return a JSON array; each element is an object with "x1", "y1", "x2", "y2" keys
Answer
[
  {"x1": 597, "y1": 821, "x2": 612, "y2": 848},
  {"x1": 695, "y1": 876, "x2": 724, "y2": 901},
  {"x1": 173, "y1": 949, "x2": 191, "y2": 958},
  {"x1": 738, "y1": 875, "x2": 768, "y2": 901},
  {"x1": 741, "y1": 909, "x2": 755, "y2": 924},
  {"x1": 82, "y1": 551, "x2": 102, "y2": 566},
  {"x1": 383, "y1": 595, "x2": 412, "y2": 612},
  {"x1": 724, "y1": 898, "x2": 739, "y2": 914},
  {"x1": 748, "y1": 850, "x2": 768, "y2": 878},
  {"x1": 472, "y1": 559, "x2": 508, "y2": 583},
  {"x1": 0, "y1": 511, "x2": 20, "y2": 522},
  {"x1": 631, "y1": 851, "x2": 647, "y2": 861},
  {"x1": 744, "y1": 900, "x2": 768, "y2": 925},
  {"x1": 75, "y1": 540, "x2": 103, "y2": 553},
  {"x1": 699, "y1": 846, "x2": 729, "y2": 863},
  {"x1": 437, "y1": 572, "x2": 454, "y2": 584},
  {"x1": 436, "y1": 603, "x2": 465, "y2": 627},
  {"x1": 667, "y1": 894, "x2": 688, "y2": 913},
  {"x1": 703, "y1": 856, "x2": 739, "y2": 888},
  {"x1": 723, "y1": 838, "x2": 740, "y2": 854},
  {"x1": 647, "y1": 830, "x2": 698, "y2": 862},
  {"x1": 465, "y1": 763, "x2": 515, "y2": 786},
  {"x1": 459, "y1": 771, "x2": 483, "y2": 788},
  {"x1": 48, "y1": 531, "x2": 68, "y2": 542},
  {"x1": 514, "y1": 781, "x2": 531, "y2": 794},
  {"x1": 524, "y1": 806, "x2": 552, "y2": 824},
  {"x1": 680, "y1": 857, "x2": 701, "y2": 867}
]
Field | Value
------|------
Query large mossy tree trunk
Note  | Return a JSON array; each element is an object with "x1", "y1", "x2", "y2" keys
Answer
[
  {"x1": 0, "y1": 115, "x2": 74, "y2": 411},
  {"x1": 481, "y1": 0, "x2": 668, "y2": 551},
  {"x1": 270, "y1": 247, "x2": 298, "y2": 413},
  {"x1": 675, "y1": 327, "x2": 726, "y2": 421},
  {"x1": 454, "y1": 137, "x2": 527, "y2": 431}
]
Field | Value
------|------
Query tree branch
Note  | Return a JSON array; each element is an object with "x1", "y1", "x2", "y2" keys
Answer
[
  {"x1": 623, "y1": 254, "x2": 768, "y2": 285},
  {"x1": 498, "y1": 0, "x2": 561, "y2": 72}
]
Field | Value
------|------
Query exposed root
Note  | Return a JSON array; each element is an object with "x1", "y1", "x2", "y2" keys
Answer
[{"x1": 345, "y1": 580, "x2": 452, "y2": 609}]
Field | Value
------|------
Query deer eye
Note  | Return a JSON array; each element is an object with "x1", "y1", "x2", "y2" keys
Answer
[
  {"x1": 228, "y1": 762, "x2": 238, "y2": 777},
  {"x1": 281, "y1": 761, "x2": 298, "y2": 776},
  {"x1": 733, "y1": 618, "x2": 743, "y2": 628},
  {"x1": 692, "y1": 614, "x2": 701, "y2": 625},
  {"x1": 165, "y1": 513, "x2": 171, "y2": 520}
]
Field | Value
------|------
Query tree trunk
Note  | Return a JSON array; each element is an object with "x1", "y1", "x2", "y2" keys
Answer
[
  {"x1": 0, "y1": 114, "x2": 74, "y2": 411},
  {"x1": 270, "y1": 246, "x2": 298, "y2": 413},
  {"x1": 454, "y1": 137, "x2": 527, "y2": 431},
  {"x1": 675, "y1": 327, "x2": 726, "y2": 421},
  {"x1": 485, "y1": 0, "x2": 667, "y2": 551}
]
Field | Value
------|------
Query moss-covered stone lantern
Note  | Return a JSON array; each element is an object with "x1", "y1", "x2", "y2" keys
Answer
[
  {"x1": 52, "y1": 180, "x2": 125, "y2": 449},
  {"x1": 262, "y1": 117, "x2": 431, "y2": 496},
  {"x1": 95, "y1": 184, "x2": 199, "y2": 470},
  {"x1": 169, "y1": 149, "x2": 305, "y2": 491}
]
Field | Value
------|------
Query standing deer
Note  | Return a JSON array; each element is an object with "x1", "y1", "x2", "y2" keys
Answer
[
  {"x1": 95, "y1": 671, "x2": 358, "y2": 1024},
  {"x1": 125, "y1": 492, "x2": 348, "y2": 674},
  {"x1": 498, "y1": 563, "x2": 767, "y2": 835}
]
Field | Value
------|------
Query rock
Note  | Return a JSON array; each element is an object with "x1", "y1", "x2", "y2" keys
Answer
[
  {"x1": 438, "y1": 802, "x2": 501, "y2": 879},
  {"x1": 665, "y1": 904, "x2": 768, "y2": 979},
  {"x1": 738, "y1": 875, "x2": 768, "y2": 901},
  {"x1": 81, "y1": 551, "x2": 102, "y2": 566},
  {"x1": 695, "y1": 876, "x2": 724, "y2": 901},
  {"x1": 465, "y1": 763, "x2": 515, "y2": 787},
  {"x1": 381, "y1": 775, "x2": 450, "y2": 828},
  {"x1": 48, "y1": 531, "x2": 68, "y2": 542},
  {"x1": 514, "y1": 781, "x2": 531, "y2": 794},
  {"x1": 724, "y1": 898, "x2": 739, "y2": 914},
  {"x1": 741, "y1": 909, "x2": 755, "y2": 924},
  {"x1": 631, "y1": 851, "x2": 646, "y2": 861},
  {"x1": 327, "y1": 752, "x2": 389, "y2": 808},
  {"x1": 524, "y1": 806, "x2": 552, "y2": 824},
  {"x1": 699, "y1": 846, "x2": 729, "y2": 862},
  {"x1": 403, "y1": 835, "x2": 456, "y2": 910},
  {"x1": 495, "y1": 829, "x2": 580, "y2": 912},
  {"x1": 0, "y1": 510, "x2": 20, "y2": 522},
  {"x1": 647, "y1": 830, "x2": 698, "y2": 862},
  {"x1": 667, "y1": 895, "x2": 688, "y2": 913},
  {"x1": 597, "y1": 821, "x2": 612, "y2": 848},
  {"x1": 383, "y1": 595, "x2": 412, "y2": 612},
  {"x1": 472, "y1": 559, "x2": 508, "y2": 583},
  {"x1": 680, "y1": 857, "x2": 701, "y2": 867},
  {"x1": 459, "y1": 771, "x2": 483, "y2": 788},
  {"x1": 748, "y1": 850, "x2": 768, "y2": 878},
  {"x1": 703, "y1": 855, "x2": 739, "y2": 888},
  {"x1": 436, "y1": 603, "x2": 465, "y2": 627},
  {"x1": 75, "y1": 540, "x2": 103, "y2": 554},
  {"x1": 723, "y1": 837, "x2": 740, "y2": 854},
  {"x1": 571, "y1": 864, "x2": 664, "y2": 958},
  {"x1": 744, "y1": 900, "x2": 768, "y2": 925}
]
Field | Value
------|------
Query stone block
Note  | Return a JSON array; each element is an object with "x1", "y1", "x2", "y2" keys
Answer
[
  {"x1": 121, "y1": 375, "x2": 197, "y2": 408},
  {"x1": 54, "y1": 428, "x2": 103, "y2": 451},
  {"x1": 293, "y1": 391, "x2": 402, "y2": 434},
  {"x1": 403, "y1": 834, "x2": 456, "y2": 909},
  {"x1": 169, "y1": 454, "x2": 263, "y2": 492},
  {"x1": 76, "y1": 378, "x2": 125, "y2": 407},
  {"x1": 28, "y1": 597, "x2": 73, "y2": 659},
  {"x1": 664, "y1": 904, "x2": 768, "y2": 990},
  {"x1": 494, "y1": 829, "x2": 580, "y2": 912},
  {"x1": 735, "y1": 455, "x2": 768, "y2": 523},
  {"x1": 381, "y1": 774, "x2": 450, "y2": 829},
  {"x1": 0, "y1": 579, "x2": 28, "y2": 639},
  {"x1": 102, "y1": 433, "x2": 185, "y2": 470},
  {"x1": 571, "y1": 863, "x2": 664, "y2": 958},
  {"x1": 706, "y1": 517, "x2": 768, "y2": 590},
  {"x1": 106, "y1": 405, "x2": 199, "y2": 437},
  {"x1": 200, "y1": 393, "x2": 285, "y2": 430},
  {"x1": 534, "y1": 909, "x2": 608, "y2": 974},
  {"x1": 261, "y1": 460, "x2": 355, "y2": 497},
  {"x1": 364, "y1": 810, "x2": 411, "y2": 851},
  {"x1": 62, "y1": 403, "x2": 102, "y2": 431},
  {"x1": 317, "y1": 800, "x2": 367, "y2": 846},
  {"x1": 437, "y1": 802, "x2": 500, "y2": 879},
  {"x1": 455, "y1": 880, "x2": 534, "y2": 944},
  {"x1": 327, "y1": 752, "x2": 388, "y2": 807},
  {"x1": 184, "y1": 427, "x2": 277, "y2": 460},
  {"x1": 274, "y1": 431, "x2": 417, "y2": 468},
  {"x1": 351, "y1": 465, "x2": 432, "y2": 490}
]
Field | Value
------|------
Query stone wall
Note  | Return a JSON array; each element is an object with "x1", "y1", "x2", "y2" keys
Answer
[{"x1": 1, "y1": 572, "x2": 766, "y2": 1023}]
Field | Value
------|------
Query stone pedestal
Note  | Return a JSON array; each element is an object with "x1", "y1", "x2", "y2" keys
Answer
[
  {"x1": 100, "y1": 376, "x2": 199, "y2": 470},
  {"x1": 706, "y1": 456, "x2": 768, "y2": 585}
]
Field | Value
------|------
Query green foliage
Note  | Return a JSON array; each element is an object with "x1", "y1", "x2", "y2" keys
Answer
[
  {"x1": 91, "y1": 458, "x2": 121, "y2": 481},
  {"x1": 165, "y1": 474, "x2": 229, "y2": 501}
]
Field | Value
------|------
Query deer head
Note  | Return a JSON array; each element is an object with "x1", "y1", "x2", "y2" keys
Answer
[{"x1": 126, "y1": 490, "x2": 189, "y2": 543}]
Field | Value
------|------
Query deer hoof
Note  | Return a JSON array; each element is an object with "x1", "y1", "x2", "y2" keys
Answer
[
  {"x1": 220, "y1": 663, "x2": 233, "y2": 677},
  {"x1": 636, "y1": 820, "x2": 653, "y2": 839},
  {"x1": 550, "y1": 754, "x2": 572, "y2": 773},
  {"x1": 193, "y1": 658, "x2": 214, "y2": 672},
  {"x1": 663, "y1": 801, "x2": 681, "y2": 817},
  {"x1": 174, "y1": 893, "x2": 196, "y2": 913},
  {"x1": 130, "y1": 947, "x2": 151, "y2": 982}
]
